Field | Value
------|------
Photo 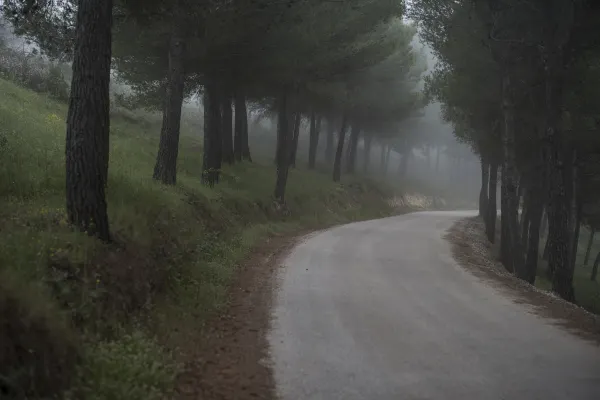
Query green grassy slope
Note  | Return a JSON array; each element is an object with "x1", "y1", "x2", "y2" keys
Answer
[{"x1": 0, "y1": 78, "x2": 397, "y2": 399}]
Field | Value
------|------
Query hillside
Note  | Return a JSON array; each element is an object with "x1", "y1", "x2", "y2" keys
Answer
[{"x1": 0, "y1": 78, "x2": 400, "y2": 399}]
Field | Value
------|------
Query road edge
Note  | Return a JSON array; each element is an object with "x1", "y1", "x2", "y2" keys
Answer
[{"x1": 445, "y1": 217, "x2": 600, "y2": 345}]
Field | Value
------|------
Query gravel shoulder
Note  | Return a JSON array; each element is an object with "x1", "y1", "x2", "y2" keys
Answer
[
  {"x1": 174, "y1": 232, "x2": 307, "y2": 400},
  {"x1": 446, "y1": 216, "x2": 600, "y2": 344}
]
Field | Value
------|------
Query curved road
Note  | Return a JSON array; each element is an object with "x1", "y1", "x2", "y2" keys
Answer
[{"x1": 268, "y1": 211, "x2": 600, "y2": 400}]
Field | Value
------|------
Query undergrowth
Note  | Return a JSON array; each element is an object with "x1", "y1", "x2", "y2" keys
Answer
[{"x1": 0, "y1": 78, "x2": 398, "y2": 399}]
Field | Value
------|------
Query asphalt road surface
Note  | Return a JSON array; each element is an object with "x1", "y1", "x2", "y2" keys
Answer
[{"x1": 268, "y1": 211, "x2": 600, "y2": 400}]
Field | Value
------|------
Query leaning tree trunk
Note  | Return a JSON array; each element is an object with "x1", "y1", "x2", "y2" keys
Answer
[
  {"x1": 308, "y1": 111, "x2": 319, "y2": 169},
  {"x1": 65, "y1": 0, "x2": 113, "y2": 242},
  {"x1": 591, "y1": 251, "x2": 600, "y2": 281},
  {"x1": 202, "y1": 82, "x2": 222, "y2": 187},
  {"x1": 153, "y1": 32, "x2": 185, "y2": 185},
  {"x1": 584, "y1": 229, "x2": 595, "y2": 265},
  {"x1": 346, "y1": 125, "x2": 360, "y2": 174},
  {"x1": 486, "y1": 162, "x2": 498, "y2": 243},
  {"x1": 325, "y1": 119, "x2": 335, "y2": 164},
  {"x1": 274, "y1": 90, "x2": 292, "y2": 203},
  {"x1": 221, "y1": 92, "x2": 234, "y2": 165},
  {"x1": 479, "y1": 159, "x2": 490, "y2": 218},
  {"x1": 333, "y1": 113, "x2": 349, "y2": 183},
  {"x1": 290, "y1": 112, "x2": 301, "y2": 168},
  {"x1": 363, "y1": 134, "x2": 372, "y2": 173},
  {"x1": 234, "y1": 90, "x2": 245, "y2": 162}
]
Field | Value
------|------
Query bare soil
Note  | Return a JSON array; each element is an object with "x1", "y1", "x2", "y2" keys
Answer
[
  {"x1": 446, "y1": 217, "x2": 600, "y2": 345},
  {"x1": 174, "y1": 232, "x2": 306, "y2": 400}
]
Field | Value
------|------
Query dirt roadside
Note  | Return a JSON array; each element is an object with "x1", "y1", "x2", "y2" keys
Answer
[
  {"x1": 174, "y1": 231, "x2": 308, "y2": 400},
  {"x1": 446, "y1": 217, "x2": 600, "y2": 345}
]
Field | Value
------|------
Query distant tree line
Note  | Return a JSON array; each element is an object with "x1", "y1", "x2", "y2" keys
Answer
[{"x1": 1, "y1": 0, "x2": 427, "y2": 242}]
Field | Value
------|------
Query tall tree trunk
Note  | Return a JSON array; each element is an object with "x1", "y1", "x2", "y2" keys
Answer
[
  {"x1": 591, "y1": 251, "x2": 600, "y2": 281},
  {"x1": 486, "y1": 162, "x2": 498, "y2": 243},
  {"x1": 333, "y1": 113, "x2": 349, "y2": 182},
  {"x1": 290, "y1": 112, "x2": 301, "y2": 168},
  {"x1": 221, "y1": 92, "x2": 234, "y2": 165},
  {"x1": 479, "y1": 159, "x2": 489, "y2": 218},
  {"x1": 501, "y1": 74, "x2": 522, "y2": 275},
  {"x1": 308, "y1": 111, "x2": 319, "y2": 169},
  {"x1": 202, "y1": 82, "x2": 222, "y2": 187},
  {"x1": 346, "y1": 125, "x2": 360, "y2": 174},
  {"x1": 567, "y1": 153, "x2": 581, "y2": 275},
  {"x1": 153, "y1": 32, "x2": 185, "y2": 185},
  {"x1": 241, "y1": 99, "x2": 251, "y2": 162},
  {"x1": 274, "y1": 90, "x2": 291, "y2": 203},
  {"x1": 363, "y1": 134, "x2": 372, "y2": 173},
  {"x1": 325, "y1": 119, "x2": 335, "y2": 164},
  {"x1": 524, "y1": 194, "x2": 543, "y2": 284},
  {"x1": 383, "y1": 146, "x2": 392, "y2": 176},
  {"x1": 540, "y1": 207, "x2": 548, "y2": 237},
  {"x1": 65, "y1": 0, "x2": 113, "y2": 242},
  {"x1": 543, "y1": 233, "x2": 551, "y2": 261},
  {"x1": 234, "y1": 90, "x2": 246, "y2": 162},
  {"x1": 380, "y1": 145, "x2": 386, "y2": 173},
  {"x1": 584, "y1": 229, "x2": 595, "y2": 265},
  {"x1": 435, "y1": 146, "x2": 441, "y2": 172},
  {"x1": 543, "y1": 42, "x2": 574, "y2": 301},
  {"x1": 500, "y1": 168, "x2": 511, "y2": 269}
]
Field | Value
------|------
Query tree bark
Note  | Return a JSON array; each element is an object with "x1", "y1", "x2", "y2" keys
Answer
[
  {"x1": 524, "y1": 196, "x2": 543, "y2": 284},
  {"x1": 592, "y1": 251, "x2": 600, "y2": 281},
  {"x1": 65, "y1": 0, "x2": 113, "y2": 242},
  {"x1": 241, "y1": 98, "x2": 252, "y2": 162},
  {"x1": 290, "y1": 112, "x2": 301, "y2": 167},
  {"x1": 274, "y1": 90, "x2": 291, "y2": 203},
  {"x1": 346, "y1": 124, "x2": 360, "y2": 174},
  {"x1": 500, "y1": 168, "x2": 511, "y2": 269},
  {"x1": 479, "y1": 159, "x2": 489, "y2": 218},
  {"x1": 153, "y1": 32, "x2": 185, "y2": 185},
  {"x1": 486, "y1": 162, "x2": 498, "y2": 243},
  {"x1": 363, "y1": 134, "x2": 372, "y2": 173},
  {"x1": 584, "y1": 229, "x2": 595, "y2": 265},
  {"x1": 308, "y1": 111, "x2": 319, "y2": 169},
  {"x1": 202, "y1": 82, "x2": 222, "y2": 187},
  {"x1": 325, "y1": 118, "x2": 335, "y2": 164},
  {"x1": 333, "y1": 113, "x2": 349, "y2": 182},
  {"x1": 221, "y1": 92, "x2": 234, "y2": 165},
  {"x1": 234, "y1": 90, "x2": 245, "y2": 162},
  {"x1": 384, "y1": 145, "x2": 392, "y2": 176},
  {"x1": 501, "y1": 74, "x2": 522, "y2": 275}
]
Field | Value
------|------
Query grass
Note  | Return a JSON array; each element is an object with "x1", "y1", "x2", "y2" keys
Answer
[{"x1": 0, "y1": 77, "x2": 397, "y2": 399}]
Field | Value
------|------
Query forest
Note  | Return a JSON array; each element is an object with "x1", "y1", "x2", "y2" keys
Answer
[
  {"x1": 0, "y1": 0, "x2": 599, "y2": 399},
  {"x1": 411, "y1": 0, "x2": 600, "y2": 300}
]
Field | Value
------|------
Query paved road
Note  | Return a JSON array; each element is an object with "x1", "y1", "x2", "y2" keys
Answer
[{"x1": 268, "y1": 211, "x2": 600, "y2": 400}]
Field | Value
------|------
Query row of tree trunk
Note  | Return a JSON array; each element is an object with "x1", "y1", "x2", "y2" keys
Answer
[
  {"x1": 64, "y1": 6, "x2": 253, "y2": 242},
  {"x1": 478, "y1": 112, "x2": 596, "y2": 302}
]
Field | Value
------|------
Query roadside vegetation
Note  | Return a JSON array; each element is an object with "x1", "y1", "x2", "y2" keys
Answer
[
  {"x1": 411, "y1": 0, "x2": 600, "y2": 311},
  {"x1": 0, "y1": 0, "x2": 436, "y2": 398}
]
